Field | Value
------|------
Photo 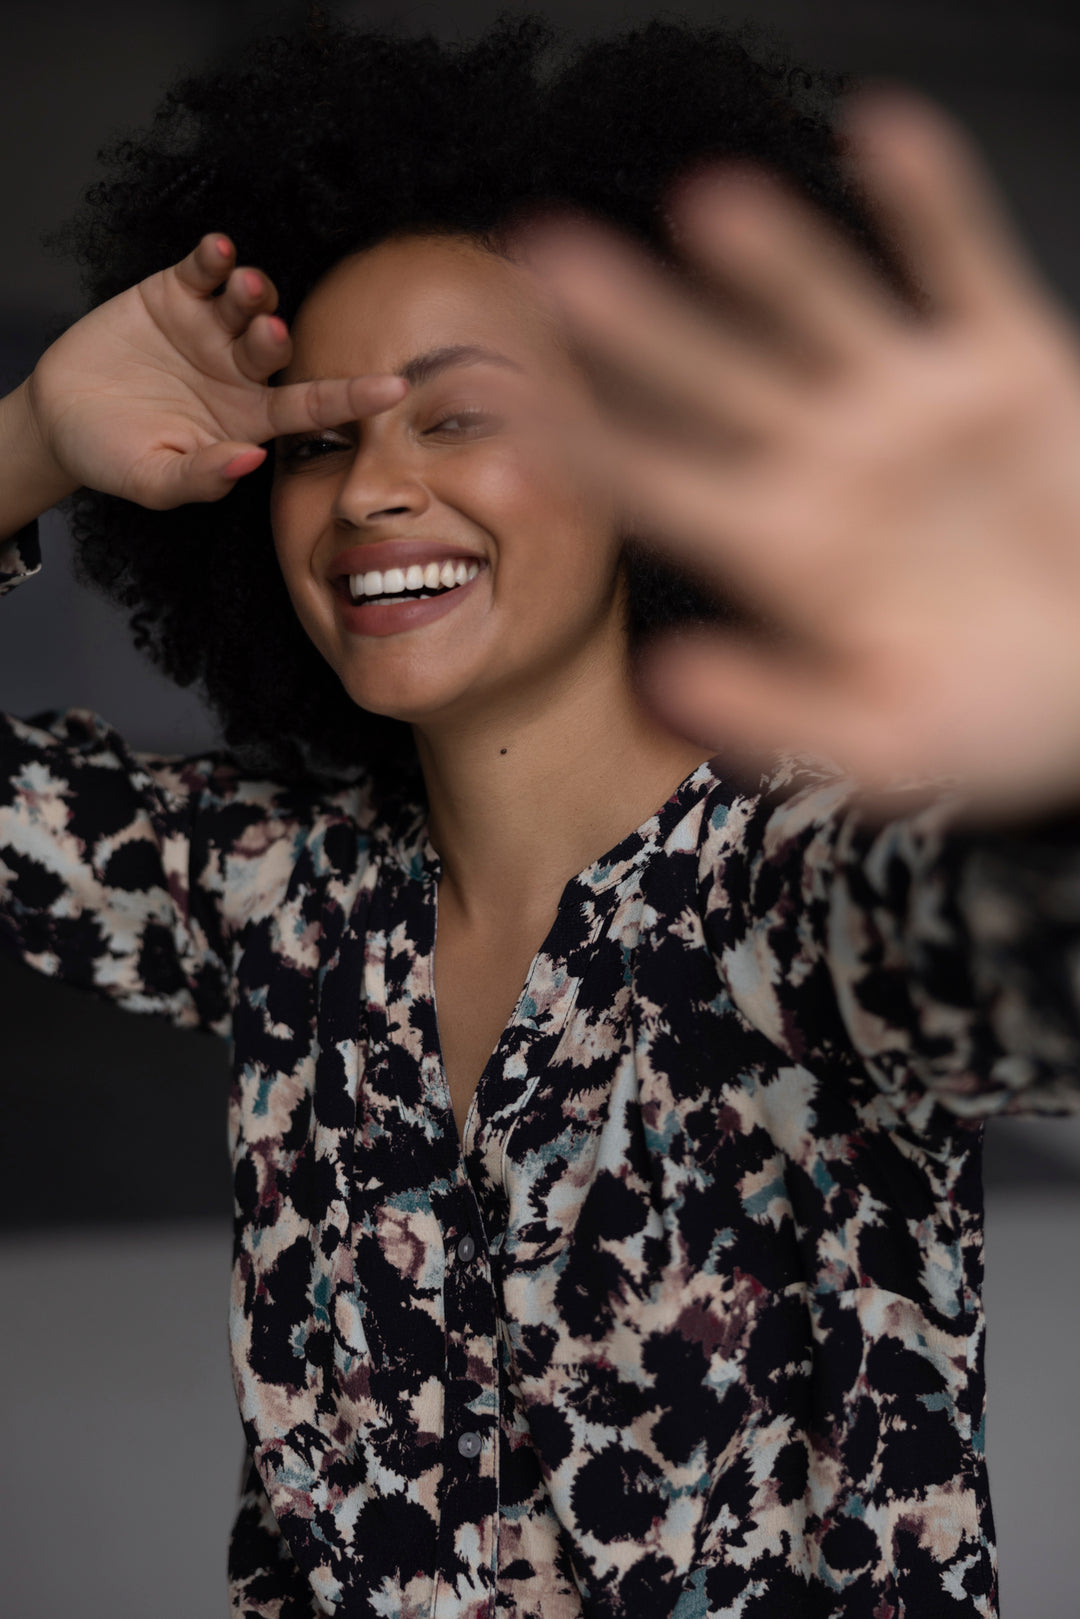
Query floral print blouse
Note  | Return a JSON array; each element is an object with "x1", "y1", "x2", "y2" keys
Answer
[{"x1": 3, "y1": 526, "x2": 1080, "y2": 1619}]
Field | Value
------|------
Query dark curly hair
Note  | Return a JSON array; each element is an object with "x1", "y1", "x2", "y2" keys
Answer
[{"x1": 59, "y1": 11, "x2": 865, "y2": 781}]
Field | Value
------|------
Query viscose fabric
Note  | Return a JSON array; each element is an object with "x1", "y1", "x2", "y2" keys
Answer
[{"x1": 3, "y1": 528, "x2": 1079, "y2": 1618}]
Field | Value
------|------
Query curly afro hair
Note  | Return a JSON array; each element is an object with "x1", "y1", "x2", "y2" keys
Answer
[{"x1": 60, "y1": 11, "x2": 866, "y2": 781}]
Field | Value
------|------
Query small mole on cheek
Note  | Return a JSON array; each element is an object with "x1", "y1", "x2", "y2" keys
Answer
[{"x1": 500, "y1": 748, "x2": 508, "y2": 756}]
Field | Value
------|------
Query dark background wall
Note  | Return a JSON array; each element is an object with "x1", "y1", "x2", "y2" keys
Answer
[
  {"x1": 1, "y1": 6, "x2": 1079, "y2": 1618},
  {"x1": 3, "y1": 0, "x2": 1080, "y2": 1223}
]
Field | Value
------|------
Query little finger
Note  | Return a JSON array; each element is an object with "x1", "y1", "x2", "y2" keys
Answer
[{"x1": 174, "y1": 233, "x2": 236, "y2": 297}]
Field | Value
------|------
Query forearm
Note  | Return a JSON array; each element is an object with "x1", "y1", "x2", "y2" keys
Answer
[
  {"x1": 0, "y1": 380, "x2": 79, "y2": 543},
  {"x1": 827, "y1": 790, "x2": 1080, "y2": 1118}
]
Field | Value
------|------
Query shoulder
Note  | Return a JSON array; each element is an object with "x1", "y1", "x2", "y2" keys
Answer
[
  {"x1": 141, "y1": 744, "x2": 406, "y2": 930},
  {"x1": 690, "y1": 751, "x2": 854, "y2": 885}
]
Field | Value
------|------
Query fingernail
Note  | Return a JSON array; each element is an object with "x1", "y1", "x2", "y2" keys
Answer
[
  {"x1": 268, "y1": 316, "x2": 288, "y2": 342},
  {"x1": 215, "y1": 236, "x2": 232, "y2": 257},
  {"x1": 223, "y1": 448, "x2": 266, "y2": 480},
  {"x1": 243, "y1": 271, "x2": 263, "y2": 298},
  {"x1": 368, "y1": 375, "x2": 409, "y2": 398}
]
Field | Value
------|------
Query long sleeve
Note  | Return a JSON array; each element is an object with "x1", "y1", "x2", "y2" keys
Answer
[
  {"x1": 1, "y1": 704, "x2": 236, "y2": 1031},
  {"x1": 1, "y1": 526, "x2": 317, "y2": 1035},
  {"x1": 700, "y1": 757, "x2": 1080, "y2": 1122},
  {"x1": 0, "y1": 521, "x2": 42, "y2": 595}
]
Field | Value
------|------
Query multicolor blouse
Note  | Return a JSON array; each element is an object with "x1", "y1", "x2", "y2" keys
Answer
[{"x1": 3, "y1": 526, "x2": 1079, "y2": 1619}]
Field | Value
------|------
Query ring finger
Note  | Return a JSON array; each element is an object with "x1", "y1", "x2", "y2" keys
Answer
[{"x1": 215, "y1": 264, "x2": 279, "y2": 338}]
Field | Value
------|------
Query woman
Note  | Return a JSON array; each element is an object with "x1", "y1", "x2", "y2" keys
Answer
[{"x1": 2, "y1": 14, "x2": 1079, "y2": 1618}]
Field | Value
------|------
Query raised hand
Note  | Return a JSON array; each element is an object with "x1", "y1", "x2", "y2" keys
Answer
[
  {"x1": 21, "y1": 234, "x2": 405, "y2": 511},
  {"x1": 523, "y1": 95, "x2": 1080, "y2": 821}
]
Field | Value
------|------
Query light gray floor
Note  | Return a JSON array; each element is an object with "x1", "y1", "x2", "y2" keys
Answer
[
  {"x1": 0, "y1": 1222, "x2": 240, "y2": 1619},
  {"x1": 1, "y1": 1186, "x2": 1077, "y2": 1618}
]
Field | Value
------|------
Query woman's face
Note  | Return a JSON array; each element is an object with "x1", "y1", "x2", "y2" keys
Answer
[{"x1": 271, "y1": 234, "x2": 624, "y2": 731}]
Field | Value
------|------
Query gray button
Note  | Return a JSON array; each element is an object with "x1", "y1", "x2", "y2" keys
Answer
[
  {"x1": 457, "y1": 1233, "x2": 477, "y2": 1263},
  {"x1": 457, "y1": 1430, "x2": 483, "y2": 1459}
]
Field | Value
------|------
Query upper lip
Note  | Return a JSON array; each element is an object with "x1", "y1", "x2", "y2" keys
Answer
[{"x1": 329, "y1": 539, "x2": 486, "y2": 578}]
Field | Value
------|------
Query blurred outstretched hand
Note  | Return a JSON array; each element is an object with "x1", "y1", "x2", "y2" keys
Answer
[{"x1": 523, "y1": 95, "x2": 1080, "y2": 821}]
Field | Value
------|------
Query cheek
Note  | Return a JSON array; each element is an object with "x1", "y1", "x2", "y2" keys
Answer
[
  {"x1": 271, "y1": 479, "x2": 325, "y2": 594},
  {"x1": 268, "y1": 479, "x2": 341, "y2": 658},
  {"x1": 450, "y1": 442, "x2": 618, "y2": 591}
]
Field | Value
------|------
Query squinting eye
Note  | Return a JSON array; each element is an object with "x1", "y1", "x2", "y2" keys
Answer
[
  {"x1": 427, "y1": 411, "x2": 500, "y2": 436},
  {"x1": 277, "y1": 434, "x2": 349, "y2": 466}
]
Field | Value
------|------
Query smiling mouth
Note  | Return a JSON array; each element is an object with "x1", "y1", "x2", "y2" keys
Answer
[{"x1": 344, "y1": 559, "x2": 481, "y2": 605}]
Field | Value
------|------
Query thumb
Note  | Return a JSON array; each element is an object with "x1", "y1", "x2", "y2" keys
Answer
[{"x1": 128, "y1": 442, "x2": 268, "y2": 509}]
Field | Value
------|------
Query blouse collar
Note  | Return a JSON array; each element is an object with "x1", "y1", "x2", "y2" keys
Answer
[{"x1": 374, "y1": 758, "x2": 724, "y2": 905}]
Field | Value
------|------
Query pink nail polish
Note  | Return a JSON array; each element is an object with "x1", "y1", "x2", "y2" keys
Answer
[{"x1": 223, "y1": 449, "x2": 265, "y2": 480}]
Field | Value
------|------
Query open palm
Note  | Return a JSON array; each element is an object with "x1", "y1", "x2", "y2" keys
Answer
[{"x1": 526, "y1": 96, "x2": 1080, "y2": 822}]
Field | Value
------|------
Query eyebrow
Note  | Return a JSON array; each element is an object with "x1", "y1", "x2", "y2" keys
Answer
[{"x1": 397, "y1": 344, "x2": 525, "y2": 386}]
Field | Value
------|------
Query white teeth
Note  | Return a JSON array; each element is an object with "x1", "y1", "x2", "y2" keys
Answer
[{"x1": 346, "y1": 558, "x2": 482, "y2": 600}]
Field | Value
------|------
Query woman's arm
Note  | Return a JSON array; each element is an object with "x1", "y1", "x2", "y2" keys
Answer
[
  {"x1": 698, "y1": 764, "x2": 1080, "y2": 1120},
  {"x1": 523, "y1": 100, "x2": 1080, "y2": 1116},
  {"x1": 0, "y1": 385, "x2": 77, "y2": 542},
  {"x1": 0, "y1": 232, "x2": 406, "y2": 534},
  {"x1": 0, "y1": 236, "x2": 406, "y2": 1023},
  {"x1": 1, "y1": 707, "x2": 235, "y2": 1030}
]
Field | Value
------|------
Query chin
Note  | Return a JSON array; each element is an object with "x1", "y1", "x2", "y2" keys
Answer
[
  {"x1": 337, "y1": 666, "x2": 478, "y2": 729},
  {"x1": 331, "y1": 613, "x2": 523, "y2": 725}
]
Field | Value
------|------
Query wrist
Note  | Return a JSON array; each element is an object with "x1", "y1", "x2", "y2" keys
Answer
[{"x1": 0, "y1": 377, "x2": 81, "y2": 542}]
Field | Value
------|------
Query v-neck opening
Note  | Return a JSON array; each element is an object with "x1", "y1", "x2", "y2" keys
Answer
[
  {"x1": 429, "y1": 891, "x2": 558, "y2": 1158},
  {"x1": 424, "y1": 759, "x2": 721, "y2": 1159}
]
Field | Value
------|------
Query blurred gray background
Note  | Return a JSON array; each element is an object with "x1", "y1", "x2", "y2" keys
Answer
[{"x1": 1, "y1": 1, "x2": 1078, "y2": 1614}]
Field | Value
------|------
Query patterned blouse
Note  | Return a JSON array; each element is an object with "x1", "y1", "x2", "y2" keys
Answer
[{"x1": 3, "y1": 525, "x2": 1079, "y2": 1619}]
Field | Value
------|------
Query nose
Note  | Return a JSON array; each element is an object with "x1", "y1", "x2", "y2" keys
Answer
[{"x1": 332, "y1": 441, "x2": 431, "y2": 529}]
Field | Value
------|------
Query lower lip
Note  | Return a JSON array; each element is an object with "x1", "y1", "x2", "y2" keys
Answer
[{"x1": 335, "y1": 573, "x2": 482, "y2": 637}]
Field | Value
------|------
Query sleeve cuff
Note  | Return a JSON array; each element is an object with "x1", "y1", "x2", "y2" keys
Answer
[{"x1": 0, "y1": 521, "x2": 41, "y2": 596}]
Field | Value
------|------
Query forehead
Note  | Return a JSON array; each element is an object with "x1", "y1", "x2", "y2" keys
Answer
[{"x1": 287, "y1": 234, "x2": 562, "y2": 378}]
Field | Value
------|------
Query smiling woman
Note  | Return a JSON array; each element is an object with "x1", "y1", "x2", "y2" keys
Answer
[
  {"x1": 51, "y1": 12, "x2": 828, "y2": 782},
  {"x1": 2, "y1": 10, "x2": 1080, "y2": 1619},
  {"x1": 268, "y1": 236, "x2": 628, "y2": 727}
]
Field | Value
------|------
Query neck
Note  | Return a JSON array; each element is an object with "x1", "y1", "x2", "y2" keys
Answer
[{"x1": 414, "y1": 637, "x2": 711, "y2": 924}]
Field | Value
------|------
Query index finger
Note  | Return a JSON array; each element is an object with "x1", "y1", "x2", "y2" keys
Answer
[{"x1": 267, "y1": 374, "x2": 409, "y2": 437}]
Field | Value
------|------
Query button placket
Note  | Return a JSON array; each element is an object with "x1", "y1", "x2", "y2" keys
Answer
[{"x1": 431, "y1": 1198, "x2": 499, "y2": 1617}]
